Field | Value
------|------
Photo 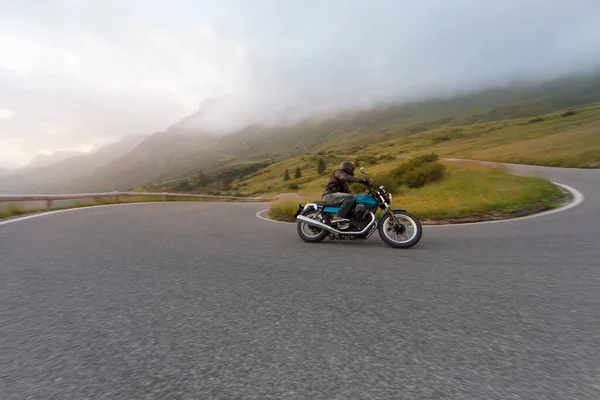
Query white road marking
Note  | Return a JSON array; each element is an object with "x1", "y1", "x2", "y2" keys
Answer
[
  {"x1": 0, "y1": 182, "x2": 585, "y2": 228},
  {"x1": 254, "y1": 182, "x2": 585, "y2": 227},
  {"x1": 0, "y1": 202, "x2": 166, "y2": 226},
  {"x1": 425, "y1": 182, "x2": 584, "y2": 227},
  {"x1": 255, "y1": 209, "x2": 295, "y2": 225}
]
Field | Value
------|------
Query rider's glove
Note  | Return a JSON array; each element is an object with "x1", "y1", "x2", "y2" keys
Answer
[{"x1": 362, "y1": 178, "x2": 370, "y2": 186}]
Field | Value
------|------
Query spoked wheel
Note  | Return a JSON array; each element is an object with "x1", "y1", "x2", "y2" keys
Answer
[
  {"x1": 378, "y1": 211, "x2": 422, "y2": 248},
  {"x1": 297, "y1": 210, "x2": 329, "y2": 243}
]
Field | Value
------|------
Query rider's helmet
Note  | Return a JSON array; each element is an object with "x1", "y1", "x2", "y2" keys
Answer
[{"x1": 339, "y1": 161, "x2": 355, "y2": 175}]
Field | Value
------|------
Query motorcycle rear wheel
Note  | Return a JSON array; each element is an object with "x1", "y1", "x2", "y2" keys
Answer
[{"x1": 297, "y1": 210, "x2": 329, "y2": 243}]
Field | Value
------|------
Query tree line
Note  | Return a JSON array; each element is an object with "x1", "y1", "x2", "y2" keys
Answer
[{"x1": 284, "y1": 159, "x2": 327, "y2": 181}]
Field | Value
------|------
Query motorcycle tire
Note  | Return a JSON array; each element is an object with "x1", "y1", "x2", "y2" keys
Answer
[
  {"x1": 297, "y1": 210, "x2": 329, "y2": 243},
  {"x1": 378, "y1": 210, "x2": 422, "y2": 248}
]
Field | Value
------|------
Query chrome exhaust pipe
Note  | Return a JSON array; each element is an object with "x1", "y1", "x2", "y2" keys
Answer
[
  {"x1": 296, "y1": 215, "x2": 338, "y2": 234},
  {"x1": 296, "y1": 212, "x2": 376, "y2": 236}
]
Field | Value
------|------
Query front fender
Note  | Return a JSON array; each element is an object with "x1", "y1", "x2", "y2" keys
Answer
[{"x1": 377, "y1": 208, "x2": 406, "y2": 228}]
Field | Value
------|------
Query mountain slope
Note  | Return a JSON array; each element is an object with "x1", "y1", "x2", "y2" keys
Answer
[
  {"x1": 74, "y1": 132, "x2": 219, "y2": 192},
  {"x1": 3, "y1": 70, "x2": 600, "y2": 194},
  {"x1": 63, "y1": 70, "x2": 600, "y2": 191},
  {"x1": 203, "y1": 103, "x2": 600, "y2": 197},
  {"x1": 0, "y1": 135, "x2": 148, "y2": 193},
  {"x1": 204, "y1": 70, "x2": 600, "y2": 160},
  {"x1": 26, "y1": 151, "x2": 84, "y2": 170}
]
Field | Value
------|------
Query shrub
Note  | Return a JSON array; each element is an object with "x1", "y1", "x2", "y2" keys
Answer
[
  {"x1": 562, "y1": 110, "x2": 577, "y2": 117},
  {"x1": 401, "y1": 161, "x2": 446, "y2": 188},
  {"x1": 370, "y1": 173, "x2": 402, "y2": 193},
  {"x1": 174, "y1": 180, "x2": 192, "y2": 192},
  {"x1": 527, "y1": 117, "x2": 544, "y2": 124},
  {"x1": 378, "y1": 154, "x2": 395, "y2": 162},
  {"x1": 269, "y1": 200, "x2": 300, "y2": 222},
  {"x1": 289, "y1": 183, "x2": 299, "y2": 190},
  {"x1": 393, "y1": 153, "x2": 439, "y2": 175},
  {"x1": 432, "y1": 136, "x2": 451, "y2": 143},
  {"x1": 373, "y1": 154, "x2": 447, "y2": 191},
  {"x1": 355, "y1": 155, "x2": 378, "y2": 167}
]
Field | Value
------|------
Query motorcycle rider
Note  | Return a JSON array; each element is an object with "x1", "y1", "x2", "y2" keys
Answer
[{"x1": 322, "y1": 161, "x2": 370, "y2": 223}]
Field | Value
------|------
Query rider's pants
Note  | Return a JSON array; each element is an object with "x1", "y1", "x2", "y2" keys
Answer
[{"x1": 322, "y1": 193, "x2": 356, "y2": 218}]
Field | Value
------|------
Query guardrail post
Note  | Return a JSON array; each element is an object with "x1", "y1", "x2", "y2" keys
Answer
[{"x1": 46, "y1": 199, "x2": 53, "y2": 210}]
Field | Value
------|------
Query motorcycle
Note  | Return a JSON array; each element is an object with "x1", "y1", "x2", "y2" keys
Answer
[{"x1": 293, "y1": 167, "x2": 422, "y2": 248}]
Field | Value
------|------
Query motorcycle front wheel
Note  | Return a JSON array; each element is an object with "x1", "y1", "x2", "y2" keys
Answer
[
  {"x1": 297, "y1": 210, "x2": 329, "y2": 243},
  {"x1": 378, "y1": 211, "x2": 422, "y2": 248}
]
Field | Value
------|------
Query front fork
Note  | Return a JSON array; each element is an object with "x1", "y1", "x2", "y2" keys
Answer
[{"x1": 384, "y1": 207, "x2": 407, "y2": 234}]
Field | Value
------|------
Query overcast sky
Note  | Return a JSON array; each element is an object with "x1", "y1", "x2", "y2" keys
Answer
[{"x1": 1, "y1": 0, "x2": 600, "y2": 168}]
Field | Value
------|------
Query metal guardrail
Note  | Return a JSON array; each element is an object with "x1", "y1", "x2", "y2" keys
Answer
[{"x1": 0, "y1": 192, "x2": 280, "y2": 210}]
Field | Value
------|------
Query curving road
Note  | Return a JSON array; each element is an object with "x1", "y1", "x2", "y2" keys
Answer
[{"x1": 1, "y1": 164, "x2": 599, "y2": 399}]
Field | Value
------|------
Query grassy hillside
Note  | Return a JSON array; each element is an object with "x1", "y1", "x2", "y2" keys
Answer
[
  {"x1": 146, "y1": 71, "x2": 600, "y2": 192},
  {"x1": 3, "y1": 71, "x2": 599, "y2": 194},
  {"x1": 387, "y1": 163, "x2": 563, "y2": 220},
  {"x1": 158, "y1": 103, "x2": 596, "y2": 198},
  {"x1": 267, "y1": 159, "x2": 565, "y2": 223},
  {"x1": 207, "y1": 70, "x2": 600, "y2": 162},
  {"x1": 355, "y1": 103, "x2": 600, "y2": 168}
]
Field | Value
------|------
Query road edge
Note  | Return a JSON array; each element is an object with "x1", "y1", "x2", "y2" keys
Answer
[
  {"x1": 0, "y1": 182, "x2": 584, "y2": 228},
  {"x1": 0, "y1": 201, "x2": 169, "y2": 226}
]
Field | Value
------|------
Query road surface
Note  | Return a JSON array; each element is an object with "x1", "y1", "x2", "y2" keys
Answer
[{"x1": 1, "y1": 164, "x2": 599, "y2": 399}]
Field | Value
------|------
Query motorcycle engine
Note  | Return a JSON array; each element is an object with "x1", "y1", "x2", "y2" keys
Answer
[{"x1": 353, "y1": 204, "x2": 369, "y2": 222}]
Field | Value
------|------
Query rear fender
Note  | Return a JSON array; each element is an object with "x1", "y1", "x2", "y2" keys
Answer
[
  {"x1": 294, "y1": 203, "x2": 319, "y2": 219},
  {"x1": 377, "y1": 208, "x2": 406, "y2": 228}
]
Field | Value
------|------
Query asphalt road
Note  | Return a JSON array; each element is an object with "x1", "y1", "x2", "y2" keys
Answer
[{"x1": 1, "y1": 165, "x2": 599, "y2": 399}]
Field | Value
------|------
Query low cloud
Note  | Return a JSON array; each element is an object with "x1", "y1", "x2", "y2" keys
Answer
[
  {"x1": 1, "y1": 0, "x2": 600, "y2": 166},
  {"x1": 0, "y1": 68, "x2": 190, "y2": 166},
  {"x1": 0, "y1": 108, "x2": 14, "y2": 120}
]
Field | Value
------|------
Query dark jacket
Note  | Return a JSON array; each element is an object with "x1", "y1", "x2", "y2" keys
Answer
[{"x1": 322, "y1": 168, "x2": 363, "y2": 196}]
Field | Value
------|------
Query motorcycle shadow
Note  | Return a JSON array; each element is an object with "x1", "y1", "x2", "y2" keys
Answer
[{"x1": 312, "y1": 237, "x2": 436, "y2": 250}]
